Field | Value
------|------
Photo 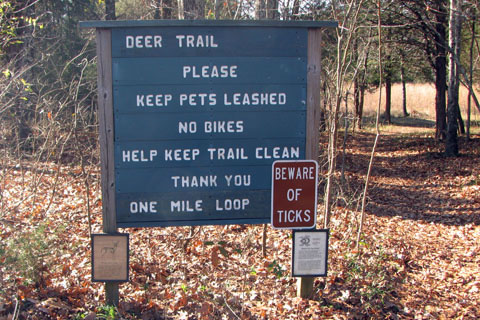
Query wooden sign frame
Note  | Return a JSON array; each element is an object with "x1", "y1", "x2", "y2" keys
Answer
[
  {"x1": 91, "y1": 233, "x2": 129, "y2": 282},
  {"x1": 79, "y1": 20, "x2": 335, "y2": 228}
]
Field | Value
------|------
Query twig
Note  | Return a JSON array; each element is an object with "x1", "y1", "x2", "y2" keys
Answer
[
  {"x1": 0, "y1": 218, "x2": 19, "y2": 225},
  {"x1": 261, "y1": 224, "x2": 267, "y2": 258},
  {"x1": 324, "y1": 0, "x2": 365, "y2": 228},
  {"x1": 73, "y1": 127, "x2": 94, "y2": 236},
  {"x1": 356, "y1": 0, "x2": 382, "y2": 251},
  {"x1": 223, "y1": 296, "x2": 241, "y2": 320},
  {"x1": 12, "y1": 296, "x2": 20, "y2": 320},
  {"x1": 44, "y1": 130, "x2": 73, "y2": 216},
  {"x1": 182, "y1": 226, "x2": 201, "y2": 250}
]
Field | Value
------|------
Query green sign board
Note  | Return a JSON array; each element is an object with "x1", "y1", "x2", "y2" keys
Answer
[{"x1": 80, "y1": 20, "x2": 335, "y2": 227}]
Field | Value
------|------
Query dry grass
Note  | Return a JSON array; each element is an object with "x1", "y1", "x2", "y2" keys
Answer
[
  {"x1": 360, "y1": 83, "x2": 480, "y2": 121},
  {"x1": 344, "y1": 83, "x2": 480, "y2": 135}
]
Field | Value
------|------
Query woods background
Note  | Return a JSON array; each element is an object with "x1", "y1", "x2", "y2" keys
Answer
[
  {"x1": 1, "y1": 0, "x2": 479, "y2": 164},
  {"x1": 1, "y1": 0, "x2": 480, "y2": 319}
]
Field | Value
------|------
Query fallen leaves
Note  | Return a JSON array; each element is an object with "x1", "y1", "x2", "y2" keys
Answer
[{"x1": 1, "y1": 133, "x2": 480, "y2": 318}]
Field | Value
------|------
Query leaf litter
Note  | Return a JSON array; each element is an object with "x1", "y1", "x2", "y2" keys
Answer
[{"x1": 0, "y1": 133, "x2": 479, "y2": 319}]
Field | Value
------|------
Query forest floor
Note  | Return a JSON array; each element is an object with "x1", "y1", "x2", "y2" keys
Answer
[{"x1": 1, "y1": 118, "x2": 479, "y2": 319}]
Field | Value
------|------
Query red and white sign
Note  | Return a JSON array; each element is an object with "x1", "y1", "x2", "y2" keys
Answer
[{"x1": 271, "y1": 160, "x2": 318, "y2": 229}]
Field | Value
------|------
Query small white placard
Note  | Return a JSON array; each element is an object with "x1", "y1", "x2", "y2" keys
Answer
[{"x1": 292, "y1": 229, "x2": 329, "y2": 277}]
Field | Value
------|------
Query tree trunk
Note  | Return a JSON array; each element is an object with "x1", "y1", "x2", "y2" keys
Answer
[
  {"x1": 105, "y1": 0, "x2": 116, "y2": 20},
  {"x1": 6, "y1": 1, "x2": 36, "y2": 152},
  {"x1": 255, "y1": 0, "x2": 266, "y2": 20},
  {"x1": 467, "y1": 15, "x2": 475, "y2": 140},
  {"x1": 434, "y1": 3, "x2": 447, "y2": 141},
  {"x1": 400, "y1": 54, "x2": 409, "y2": 117},
  {"x1": 183, "y1": 0, "x2": 206, "y2": 19},
  {"x1": 292, "y1": 0, "x2": 300, "y2": 20},
  {"x1": 320, "y1": 81, "x2": 328, "y2": 131},
  {"x1": 435, "y1": 56, "x2": 447, "y2": 140},
  {"x1": 354, "y1": 77, "x2": 360, "y2": 129},
  {"x1": 154, "y1": 1, "x2": 161, "y2": 19},
  {"x1": 177, "y1": 0, "x2": 184, "y2": 19},
  {"x1": 214, "y1": 0, "x2": 222, "y2": 19},
  {"x1": 359, "y1": 85, "x2": 365, "y2": 129},
  {"x1": 354, "y1": 80, "x2": 363, "y2": 131},
  {"x1": 165, "y1": 0, "x2": 175, "y2": 19},
  {"x1": 353, "y1": 38, "x2": 360, "y2": 129},
  {"x1": 266, "y1": 0, "x2": 278, "y2": 19},
  {"x1": 457, "y1": 103, "x2": 465, "y2": 134},
  {"x1": 154, "y1": 0, "x2": 175, "y2": 19},
  {"x1": 341, "y1": 92, "x2": 349, "y2": 182},
  {"x1": 446, "y1": 0, "x2": 462, "y2": 156},
  {"x1": 385, "y1": 75, "x2": 392, "y2": 124},
  {"x1": 355, "y1": 41, "x2": 369, "y2": 130}
]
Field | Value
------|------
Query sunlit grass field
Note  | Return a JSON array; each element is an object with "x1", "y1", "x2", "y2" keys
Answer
[{"x1": 356, "y1": 83, "x2": 480, "y2": 135}]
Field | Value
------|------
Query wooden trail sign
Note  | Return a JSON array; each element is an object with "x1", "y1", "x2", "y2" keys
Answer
[
  {"x1": 80, "y1": 20, "x2": 336, "y2": 229},
  {"x1": 114, "y1": 26, "x2": 306, "y2": 227},
  {"x1": 80, "y1": 19, "x2": 337, "y2": 303}
]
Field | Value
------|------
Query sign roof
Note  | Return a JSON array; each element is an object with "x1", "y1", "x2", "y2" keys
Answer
[{"x1": 79, "y1": 19, "x2": 338, "y2": 29}]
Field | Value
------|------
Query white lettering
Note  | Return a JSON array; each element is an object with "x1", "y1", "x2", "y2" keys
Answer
[
  {"x1": 126, "y1": 36, "x2": 134, "y2": 48},
  {"x1": 182, "y1": 65, "x2": 237, "y2": 79},
  {"x1": 144, "y1": 35, "x2": 152, "y2": 47},
  {"x1": 122, "y1": 150, "x2": 130, "y2": 162},
  {"x1": 176, "y1": 34, "x2": 218, "y2": 48},
  {"x1": 164, "y1": 148, "x2": 200, "y2": 161},
  {"x1": 223, "y1": 92, "x2": 287, "y2": 106},
  {"x1": 149, "y1": 150, "x2": 157, "y2": 161},
  {"x1": 224, "y1": 174, "x2": 251, "y2": 186},
  {"x1": 277, "y1": 209, "x2": 312, "y2": 223},
  {"x1": 178, "y1": 121, "x2": 197, "y2": 134},
  {"x1": 130, "y1": 201, "x2": 157, "y2": 214},
  {"x1": 126, "y1": 35, "x2": 162, "y2": 49},
  {"x1": 274, "y1": 166, "x2": 315, "y2": 180},
  {"x1": 136, "y1": 94, "x2": 172, "y2": 107},
  {"x1": 170, "y1": 200, "x2": 203, "y2": 212},
  {"x1": 171, "y1": 175, "x2": 217, "y2": 188},
  {"x1": 122, "y1": 150, "x2": 158, "y2": 162},
  {"x1": 179, "y1": 93, "x2": 217, "y2": 106},
  {"x1": 176, "y1": 35, "x2": 185, "y2": 47},
  {"x1": 183, "y1": 66, "x2": 191, "y2": 78},
  {"x1": 186, "y1": 35, "x2": 194, "y2": 47},
  {"x1": 215, "y1": 198, "x2": 250, "y2": 211},
  {"x1": 207, "y1": 148, "x2": 248, "y2": 160},
  {"x1": 255, "y1": 146, "x2": 300, "y2": 159},
  {"x1": 204, "y1": 121, "x2": 243, "y2": 133},
  {"x1": 287, "y1": 188, "x2": 302, "y2": 201}
]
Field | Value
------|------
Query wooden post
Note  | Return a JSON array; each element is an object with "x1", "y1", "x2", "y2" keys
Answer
[
  {"x1": 306, "y1": 28, "x2": 322, "y2": 161},
  {"x1": 297, "y1": 28, "x2": 322, "y2": 299},
  {"x1": 96, "y1": 28, "x2": 119, "y2": 306},
  {"x1": 297, "y1": 276, "x2": 315, "y2": 298}
]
